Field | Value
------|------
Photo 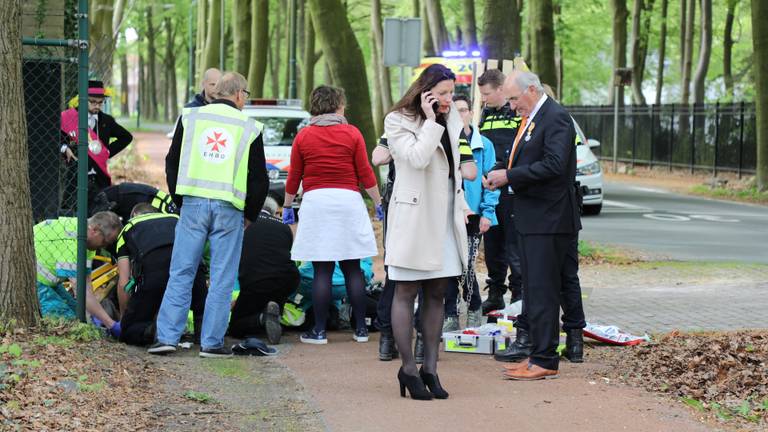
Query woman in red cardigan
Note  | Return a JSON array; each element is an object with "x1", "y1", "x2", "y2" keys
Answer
[{"x1": 283, "y1": 85, "x2": 382, "y2": 345}]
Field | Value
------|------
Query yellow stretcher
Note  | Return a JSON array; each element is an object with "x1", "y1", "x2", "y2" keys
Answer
[
  {"x1": 91, "y1": 256, "x2": 118, "y2": 301},
  {"x1": 62, "y1": 255, "x2": 119, "y2": 301}
]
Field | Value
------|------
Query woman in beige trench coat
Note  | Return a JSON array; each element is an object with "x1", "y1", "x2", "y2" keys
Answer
[{"x1": 384, "y1": 64, "x2": 477, "y2": 400}]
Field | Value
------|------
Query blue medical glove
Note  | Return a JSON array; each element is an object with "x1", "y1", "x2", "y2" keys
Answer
[
  {"x1": 282, "y1": 207, "x2": 295, "y2": 225},
  {"x1": 91, "y1": 316, "x2": 104, "y2": 328},
  {"x1": 375, "y1": 204, "x2": 385, "y2": 221},
  {"x1": 109, "y1": 321, "x2": 122, "y2": 338}
]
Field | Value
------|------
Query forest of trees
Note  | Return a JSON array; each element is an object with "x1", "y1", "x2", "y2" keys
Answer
[{"x1": 81, "y1": 0, "x2": 756, "y2": 120}]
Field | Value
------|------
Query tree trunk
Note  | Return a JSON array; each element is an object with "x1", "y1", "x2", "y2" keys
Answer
[
  {"x1": 482, "y1": 0, "x2": 521, "y2": 61},
  {"x1": 371, "y1": 39, "x2": 383, "y2": 138},
  {"x1": 530, "y1": 0, "x2": 557, "y2": 94},
  {"x1": 138, "y1": 53, "x2": 146, "y2": 118},
  {"x1": 461, "y1": 0, "x2": 477, "y2": 49},
  {"x1": 554, "y1": 45, "x2": 562, "y2": 99},
  {"x1": 372, "y1": 0, "x2": 392, "y2": 111},
  {"x1": 146, "y1": 6, "x2": 159, "y2": 120},
  {"x1": 232, "y1": 0, "x2": 251, "y2": 76},
  {"x1": 248, "y1": 0, "x2": 269, "y2": 97},
  {"x1": 679, "y1": 0, "x2": 686, "y2": 75},
  {"x1": 655, "y1": 0, "x2": 668, "y2": 104},
  {"x1": 196, "y1": 0, "x2": 208, "y2": 84},
  {"x1": 203, "y1": 0, "x2": 222, "y2": 72},
  {"x1": 112, "y1": 0, "x2": 127, "y2": 34},
  {"x1": 692, "y1": 0, "x2": 711, "y2": 104},
  {"x1": 89, "y1": 0, "x2": 115, "y2": 83},
  {"x1": 680, "y1": 0, "x2": 695, "y2": 104},
  {"x1": 420, "y1": 1, "x2": 436, "y2": 56},
  {"x1": 608, "y1": 0, "x2": 628, "y2": 105},
  {"x1": 268, "y1": 1, "x2": 284, "y2": 97},
  {"x1": 273, "y1": 3, "x2": 284, "y2": 97},
  {"x1": 164, "y1": 16, "x2": 178, "y2": 121},
  {"x1": 424, "y1": 0, "x2": 451, "y2": 53},
  {"x1": 513, "y1": 0, "x2": 523, "y2": 58},
  {"x1": 283, "y1": 2, "x2": 292, "y2": 98},
  {"x1": 162, "y1": 61, "x2": 170, "y2": 122},
  {"x1": 323, "y1": 58, "x2": 334, "y2": 86},
  {"x1": 753, "y1": 0, "x2": 768, "y2": 190},
  {"x1": 723, "y1": 0, "x2": 737, "y2": 100},
  {"x1": 0, "y1": 2, "x2": 40, "y2": 326},
  {"x1": 630, "y1": 0, "x2": 654, "y2": 105},
  {"x1": 301, "y1": 7, "x2": 320, "y2": 108},
  {"x1": 296, "y1": 0, "x2": 305, "y2": 95},
  {"x1": 308, "y1": 0, "x2": 376, "y2": 154},
  {"x1": 120, "y1": 47, "x2": 129, "y2": 116}
]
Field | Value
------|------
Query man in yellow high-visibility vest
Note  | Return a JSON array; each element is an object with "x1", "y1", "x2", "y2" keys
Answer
[{"x1": 150, "y1": 72, "x2": 269, "y2": 358}]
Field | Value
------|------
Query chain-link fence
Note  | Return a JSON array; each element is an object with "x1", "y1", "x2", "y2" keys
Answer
[
  {"x1": 568, "y1": 103, "x2": 757, "y2": 177},
  {"x1": 21, "y1": 1, "x2": 118, "y2": 322}
]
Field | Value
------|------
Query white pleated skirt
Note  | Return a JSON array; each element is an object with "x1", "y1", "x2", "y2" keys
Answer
[
  {"x1": 388, "y1": 181, "x2": 462, "y2": 281},
  {"x1": 291, "y1": 188, "x2": 378, "y2": 262}
]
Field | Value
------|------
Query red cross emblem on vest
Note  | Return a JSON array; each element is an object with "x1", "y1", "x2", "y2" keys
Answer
[{"x1": 206, "y1": 131, "x2": 227, "y2": 152}]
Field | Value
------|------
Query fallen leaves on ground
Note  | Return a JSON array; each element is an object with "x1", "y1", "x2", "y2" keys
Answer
[
  {"x1": 591, "y1": 330, "x2": 768, "y2": 429},
  {"x1": 0, "y1": 320, "x2": 217, "y2": 431}
]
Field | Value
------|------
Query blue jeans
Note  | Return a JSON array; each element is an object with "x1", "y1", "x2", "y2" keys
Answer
[{"x1": 156, "y1": 197, "x2": 244, "y2": 350}]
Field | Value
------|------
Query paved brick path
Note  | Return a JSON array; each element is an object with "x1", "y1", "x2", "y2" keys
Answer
[
  {"x1": 579, "y1": 264, "x2": 768, "y2": 334},
  {"x1": 582, "y1": 281, "x2": 768, "y2": 334},
  {"x1": 480, "y1": 263, "x2": 768, "y2": 335}
]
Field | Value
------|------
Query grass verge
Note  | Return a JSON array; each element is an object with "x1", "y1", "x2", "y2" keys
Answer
[
  {"x1": 578, "y1": 240, "x2": 636, "y2": 265},
  {"x1": 689, "y1": 184, "x2": 768, "y2": 205}
]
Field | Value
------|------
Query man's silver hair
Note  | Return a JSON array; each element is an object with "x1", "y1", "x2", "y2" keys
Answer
[
  {"x1": 262, "y1": 196, "x2": 279, "y2": 216},
  {"x1": 88, "y1": 211, "x2": 123, "y2": 237},
  {"x1": 212, "y1": 72, "x2": 248, "y2": 98},
  {"x1": 513, "y1": 71, "x2": 545, "y2": 94}
]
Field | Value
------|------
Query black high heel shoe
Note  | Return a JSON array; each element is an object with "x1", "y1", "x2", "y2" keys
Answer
[
  {"x1": 398, "y1": 368, "x2": 433, "y2": 400},
  {"x1": 419, "y1": 367, "x2": 449, "y2": 399}
]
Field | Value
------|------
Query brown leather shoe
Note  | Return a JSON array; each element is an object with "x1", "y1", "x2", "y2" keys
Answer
[
  {"x1": 502, "y1": 358, "x2": 529, "y2": 371},
  {"x1": 503, "y1": 364, "x2": 559, "y2": 380}
]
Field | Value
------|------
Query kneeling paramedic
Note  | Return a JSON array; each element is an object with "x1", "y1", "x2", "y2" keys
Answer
[
  {"x1": 34, "y1": 212, "x2": 123, "y2": 336},
  {"x1": 115, "y1": 203, "x2": 207, "y2": 346}
]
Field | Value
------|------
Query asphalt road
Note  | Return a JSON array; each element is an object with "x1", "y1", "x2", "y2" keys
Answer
[{"x1": 580, "y1": 182, "x2": 768, "y2": 263}]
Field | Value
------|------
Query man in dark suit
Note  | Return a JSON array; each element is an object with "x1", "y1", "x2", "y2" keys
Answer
[{"x1": 484, "y1": 71, "x2": 582, "y2": 380}]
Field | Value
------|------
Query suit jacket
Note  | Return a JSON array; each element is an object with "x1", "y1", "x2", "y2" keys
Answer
[
  {"x1": 383, "y1": 107, "x2": 470, "y2": 271},
  {"x1": 506, "y1": 97, "x2": 581, "y2": 235},
  {"x1": 92, "y1": 112, "x2": 133, "y2": 188}
]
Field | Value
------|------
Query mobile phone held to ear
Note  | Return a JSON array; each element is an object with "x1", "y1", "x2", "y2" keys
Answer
[{"x1": 432, "y1": 101, "x2": 440, "y2": 114}]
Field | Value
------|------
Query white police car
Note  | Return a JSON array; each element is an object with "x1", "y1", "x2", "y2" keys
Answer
[
  {"x1": 573, "y1": 120, "x2": 603, "y2": 215},
  {"x1": 243, "y1": 99, "x2": 310, "y2": 204}
]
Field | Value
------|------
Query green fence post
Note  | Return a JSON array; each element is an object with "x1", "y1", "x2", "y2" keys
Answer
[{"x1": 76, "y1": 0, "x2": 90, "y2": 322}]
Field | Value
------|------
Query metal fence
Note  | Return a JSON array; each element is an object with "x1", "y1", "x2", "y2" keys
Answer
[
  {"x1": 567, "y1": 103, "x2": 757, "y2": 177},
  {"x1": 23, "y1": 0, "x2": 91, "y2": 321}
]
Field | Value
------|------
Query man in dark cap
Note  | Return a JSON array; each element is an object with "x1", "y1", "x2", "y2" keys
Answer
[{"x1": 60, "y1": 80, "x2": 134, "y2": 211}]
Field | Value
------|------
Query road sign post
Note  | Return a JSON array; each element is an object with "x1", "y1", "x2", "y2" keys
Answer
[{"x1": 383, "y1": 18, "x2": 422, "y2": 97}]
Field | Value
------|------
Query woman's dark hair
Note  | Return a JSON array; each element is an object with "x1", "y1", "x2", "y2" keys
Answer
[
  {"x1": 389, "y1": 64, "x2": 456, "y2": 120},
  {"x1": 309, "y1": 85, "x2": 346, "y2": 116}
]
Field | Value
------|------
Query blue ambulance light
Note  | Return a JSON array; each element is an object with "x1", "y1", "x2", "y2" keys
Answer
[{"x1": 441, "y1": 50, "x2": 482, "y2": 58}]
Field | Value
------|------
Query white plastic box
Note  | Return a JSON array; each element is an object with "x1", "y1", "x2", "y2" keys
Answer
[{"x1": 442, "y1": 331, "x2": 496, "y2": 354}]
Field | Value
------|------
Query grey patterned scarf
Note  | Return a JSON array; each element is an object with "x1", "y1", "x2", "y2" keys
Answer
[{"x1": 309, "y1": 113, "x2": 348, "y2": 126}]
